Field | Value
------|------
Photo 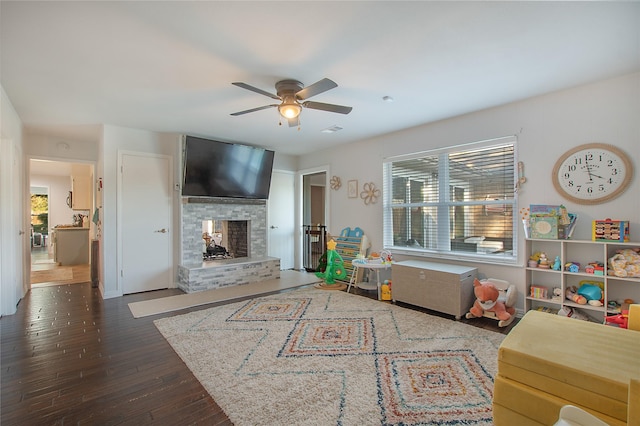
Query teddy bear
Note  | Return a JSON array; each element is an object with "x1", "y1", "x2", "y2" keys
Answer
[{"x1": 466, "y1": 278, "x2": 516, "y2": 326}]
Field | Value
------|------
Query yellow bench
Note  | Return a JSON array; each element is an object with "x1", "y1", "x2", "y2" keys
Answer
[{"x1": 493, "y1": 308, "x2": 640, "y2": 425}]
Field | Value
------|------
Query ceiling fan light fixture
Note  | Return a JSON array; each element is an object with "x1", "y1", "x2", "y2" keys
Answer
[{"x1": 278, "y1": 95, "x2": 302, "y2": 119}]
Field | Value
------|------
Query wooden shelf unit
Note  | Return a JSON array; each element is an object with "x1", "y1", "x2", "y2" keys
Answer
[{"x1": 525, "y1": 238, "x2": 640, "y2": 322}]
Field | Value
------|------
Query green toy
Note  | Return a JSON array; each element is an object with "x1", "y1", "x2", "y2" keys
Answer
[{"x1": 315, "y1": 239, "x2": 347, "y2": 284}]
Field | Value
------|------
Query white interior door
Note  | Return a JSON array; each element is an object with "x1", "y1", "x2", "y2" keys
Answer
[
  {"x1": 268, "y1": 171, "x2": 295, "y2": 269},
  {"x1": 119, "y1": 152, "x2": 172, "y2": 294}
]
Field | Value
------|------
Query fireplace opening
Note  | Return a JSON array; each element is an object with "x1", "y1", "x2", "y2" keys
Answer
[{"x1": 201, "y1": 220, "x2": 249, "y2": 261}]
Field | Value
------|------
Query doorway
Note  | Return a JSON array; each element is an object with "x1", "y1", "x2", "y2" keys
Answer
[
  {"x1": 299, "y1": 169, "x2": 328, "y2": 271},
  {"x1": 29, "y1": 159, "x2": 93, "y2": 287}
]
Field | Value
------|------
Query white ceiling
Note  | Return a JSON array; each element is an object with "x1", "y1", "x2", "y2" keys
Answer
[{"x1": 2, "y1": 1, "x2": 639, "y2": 156}]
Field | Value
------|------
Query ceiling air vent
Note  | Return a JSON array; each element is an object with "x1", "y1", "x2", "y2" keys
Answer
[{"x1": 321, "y1": 125, "x2": 343, "y2": 134}]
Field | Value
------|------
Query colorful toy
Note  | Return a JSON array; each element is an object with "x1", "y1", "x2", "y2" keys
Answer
[
  {"x1": 538, "y1": 253, "x2": 550, "y2": 269},
  {"x1": 380, "y1": 250, "x2": 393, "y2": 263},
  {"x1": 585, "y1": 261, "x2": 604, "y2": 275},
  {"x1": 552, "y1": 256, "x2": 561, "y2": 271},
  {"x1": 605, "y1": 310, "x2": 629, "y2": 329},
  {"x1": 381, "y1": 280, "x2": 392, "y2": 300},
  {"x1": 315, "y1": 239, "x2": 347, "y2": 284},
  {"x1": 530, "y1": 252, "x2": 542, "y2": 263},
  {"x1": 592, "y1": 218, "x2": 630, "y2": 242},
  {"x1": 565, "y1": 262, "x2": 580, "y2": 273},
  {"x1": 565, "y1": 286, "x2": 587, "y2": 305},
  {"x1": 577, "y1": 283, "x2": 603, "y2": 307},
  {"x1": 466, "y1": 278, "x2": 516, "y2": 327}
]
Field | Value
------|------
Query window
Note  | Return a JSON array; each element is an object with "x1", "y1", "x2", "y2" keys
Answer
[{"x1": 383, "y1": 136, "x2": 518, "y2": 264}]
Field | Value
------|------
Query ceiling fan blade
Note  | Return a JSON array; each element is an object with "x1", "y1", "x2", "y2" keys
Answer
[
  {"x1": 230, "y1": 104, "x2": 278, "y2": 116},
  {"x1": 232, "y1": 82, "x2": 280, "y2": 100},
  {"x1": 303, "y1": 101, "x2": 352, "y2": 115},
  {"x1": 295, "y1": 78, "x2": 337, "y2": 100}
]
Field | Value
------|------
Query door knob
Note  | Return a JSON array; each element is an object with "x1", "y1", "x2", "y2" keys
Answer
[{"x1": 155, "y1": 228, "x2": 167, "y2": 233}]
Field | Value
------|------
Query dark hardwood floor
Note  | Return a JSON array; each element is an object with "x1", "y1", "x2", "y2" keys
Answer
[{"x1": 1, "y1": 280, "x2": 516, "y2": 425}]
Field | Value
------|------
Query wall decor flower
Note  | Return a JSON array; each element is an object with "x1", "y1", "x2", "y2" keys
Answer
[
  {"x1": 360, "y1": 182, "x2": 380, "y2": 205},
  {"x1": 330, "y1": 176, "x2": 342, "y2": 190}
]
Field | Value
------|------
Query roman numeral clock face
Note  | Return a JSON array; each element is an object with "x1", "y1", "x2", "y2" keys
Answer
[{"x1": 552, "y1": 143, "x2": 633, "y2": 205}]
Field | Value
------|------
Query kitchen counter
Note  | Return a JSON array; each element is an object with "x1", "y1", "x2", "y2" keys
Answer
[{"x1": 53, "y1": 227, "x2": 89, "y2": 265}]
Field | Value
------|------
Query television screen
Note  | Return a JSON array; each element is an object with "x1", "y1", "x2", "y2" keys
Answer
[{"x1": 182, "y1": 136, "x2": 275, "y2": 199}]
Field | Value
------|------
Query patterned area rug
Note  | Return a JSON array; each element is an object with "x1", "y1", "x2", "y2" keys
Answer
[{"x1": 155, "y1": 289, "x2": 505, "y2": 425}]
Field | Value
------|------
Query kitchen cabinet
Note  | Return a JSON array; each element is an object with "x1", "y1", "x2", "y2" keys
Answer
[
  {"x1": 71, "y1": 176, "x2": 92, "y2": 210},
  {"x1": 54, "y1": 228, "x2": 89, "y2": 265}
]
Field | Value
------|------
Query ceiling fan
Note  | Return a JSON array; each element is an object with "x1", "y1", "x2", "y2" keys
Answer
[{"x1": 230, "y1": 78, "x2": 352, "y2": 127}]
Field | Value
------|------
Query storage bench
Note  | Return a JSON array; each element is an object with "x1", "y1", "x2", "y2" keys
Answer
[
  {"x1": 391, "y1": 260, "x2": 477, "y2": 319},
  {"x1": 493, "y1": 310, "x2": 640, "y2": 425}
]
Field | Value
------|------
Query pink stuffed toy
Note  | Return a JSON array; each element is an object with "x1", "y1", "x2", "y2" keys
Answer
[{"x1": 468, "y1": 278, "x2": 515, "y2": 321}]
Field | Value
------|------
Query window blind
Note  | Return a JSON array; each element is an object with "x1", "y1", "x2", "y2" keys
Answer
[{"x1": 383, "y1": 136, "x2": 518, "y2": 263}]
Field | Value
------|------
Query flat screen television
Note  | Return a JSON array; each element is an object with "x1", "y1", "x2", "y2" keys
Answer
[{"x1": 182, "y1": 136, "x2": 275, "y2": 199}]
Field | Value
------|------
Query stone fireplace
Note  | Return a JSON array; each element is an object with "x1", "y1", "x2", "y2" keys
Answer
[{"x1": 178, "y1": 198, "x2": 280, "y2": 293}]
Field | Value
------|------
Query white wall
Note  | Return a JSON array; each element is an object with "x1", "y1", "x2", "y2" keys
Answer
[
  {"x1": 25, "y1": 128, "x2": 100, "y2": 161},
  {"x1": 298, "y1": 73, "x2": 640, "y2": 311},
  {"x1": 273, "y1": 151, "x2": 297, "y2": 171},
  {"x1": 0, "y1": 86, "x2": 25, "y2": 316}
]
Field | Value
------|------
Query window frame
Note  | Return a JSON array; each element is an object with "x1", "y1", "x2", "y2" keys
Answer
[{"x1": 382, "y1": 136, "x2": 519, "y2": 265}]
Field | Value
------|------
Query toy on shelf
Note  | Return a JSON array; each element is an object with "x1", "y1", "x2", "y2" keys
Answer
[
  {"x1": 528, "y1": 251, "x2": 541, "y2": 268},
  {"x1": 605, "y1": 310, "x2": 629, "y2": 328},
  {"x1": 552, "y1": 256, "x2": 562, "y2": 271},
  {"x1": 564, "y1": 262, "x2": 580, "y2": 273},
  {"x1": 551, "y1": 287, "x2": 563, "y2": 302},
  {"x1": 577, "y1": 281, "x2": 604, "y2": 306},
  {"x1": 466, "y1": 278, "x2": 517, "y2": 327},
  {"x1": 592, "y1": 218, "x2": 630, "y2": 242},
  {"x1": 530, "y1": 285, "x2": 548, "y2": 299},
  {"x1": 565, "y1": 286, "x2": 587, "y2": 305},
  {"x1": 585, "y1": 262, "x2": 604, "y2": 276},
  {"x1": 608, "y1": 248, "x2": 640, "y2": 278},
  {"x1": 538, "y1": 253, "x2": 550, "y2": 269},
  {"x1": 608, "y1": 300, "x2": 621, "y2": 312}
]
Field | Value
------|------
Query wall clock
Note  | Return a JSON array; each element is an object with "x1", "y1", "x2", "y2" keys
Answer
[{"x1": 552, "y1": 143, "x2": 633, "y2": 205}]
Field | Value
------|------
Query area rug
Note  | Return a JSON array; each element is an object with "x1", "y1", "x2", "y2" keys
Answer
[{"x1": 154, "y1": 288, "x2": 505, "y2": 425}]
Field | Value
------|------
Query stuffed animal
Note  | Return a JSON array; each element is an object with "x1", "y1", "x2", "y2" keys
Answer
[
  {"x1": 608, "y1": 248, "x2": 640, "y2": 278},
  {"x1": 467, "y1": 278, "x2": 516, "y2": 323},
  {"x1": 565, "y1": 285, "x2": 587, "y2": 305}
]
